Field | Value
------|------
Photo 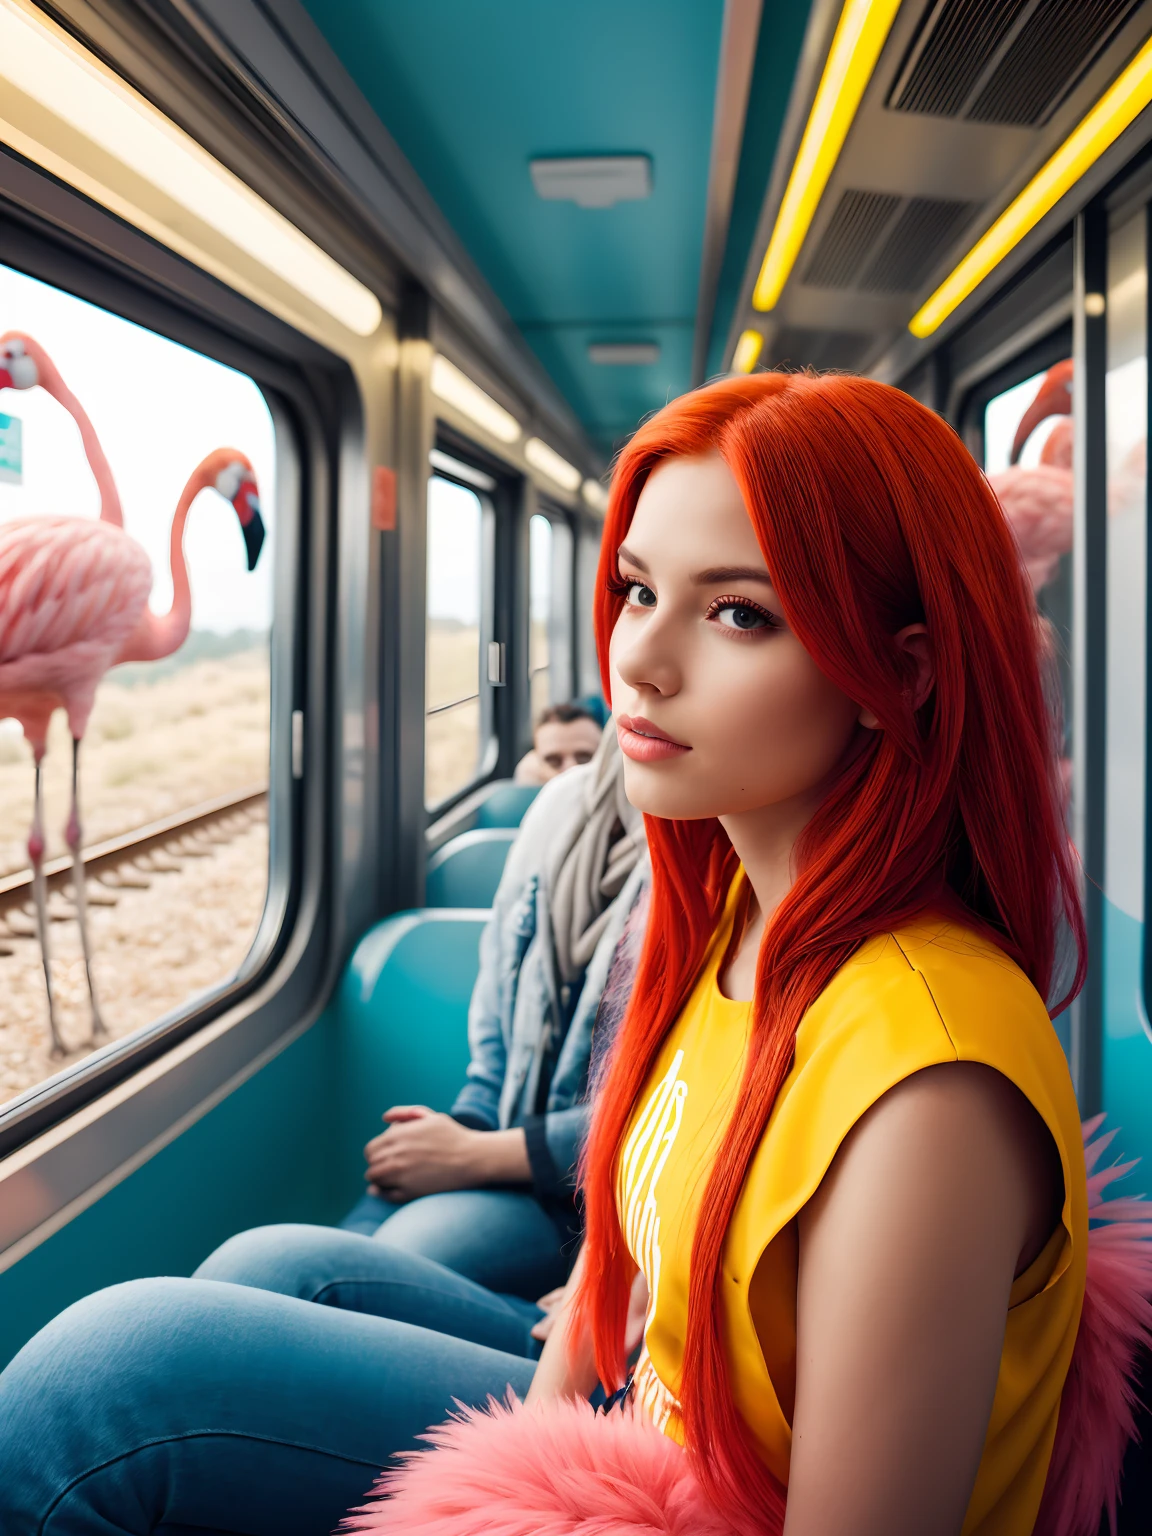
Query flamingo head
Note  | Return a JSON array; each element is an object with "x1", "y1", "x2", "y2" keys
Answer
[
  {"x1": 210, "y1": 450, "x2": 265, "y2": 571},
  {"x1": 1010, "y1": 358, "x2": 1073, "y2": 463},
  {"x1": 0, "y1": 334, "x2": 40, "y2": 392}
]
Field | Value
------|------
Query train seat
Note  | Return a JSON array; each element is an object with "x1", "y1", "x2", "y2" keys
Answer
[
  {"x1": 473, "y1": 781, "x2": 539, "y2": 828},
  {"x1": 425, "y1": 828, "x2": 517, "y2": 908},
  {"x1": 338, "y1": 910, "x2": 485, "y2": 1153}
]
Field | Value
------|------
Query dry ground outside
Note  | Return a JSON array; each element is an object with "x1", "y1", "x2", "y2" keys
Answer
[{"x1": 0, "y1": 641, "x2": 270, "y2": 1106}]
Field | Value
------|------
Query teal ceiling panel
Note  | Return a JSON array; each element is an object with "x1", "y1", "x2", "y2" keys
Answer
[{"x1": 302, "y1": 0, "x2": 724, "y2": 453}]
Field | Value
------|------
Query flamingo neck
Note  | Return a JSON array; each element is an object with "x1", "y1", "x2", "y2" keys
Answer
[
  {"x1": 116, "y1": 471, "x2": 205, "y2": 663},
  {"x1": 40, "y1": 362, "x2": 123, "y2": 528}
]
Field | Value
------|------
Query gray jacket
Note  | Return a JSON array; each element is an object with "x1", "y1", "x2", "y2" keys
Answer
[{"x1": 450, "y1": 765, "x2": 648, "y2": 1200}]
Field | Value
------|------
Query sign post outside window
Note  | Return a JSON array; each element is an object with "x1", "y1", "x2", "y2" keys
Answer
[{"x1": 0, "y1": 412, "x2": 21, "y2": 484}]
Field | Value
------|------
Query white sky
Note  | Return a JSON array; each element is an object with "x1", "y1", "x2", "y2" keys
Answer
[
  {"x1": 0, "y1": 262, "x2": 276, "y2": 634},
  {"x1": 427, "y1": 475, "x2": 481, "y2": 624}
]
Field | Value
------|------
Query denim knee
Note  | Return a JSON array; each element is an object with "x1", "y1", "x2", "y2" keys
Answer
[
  {"x1": 194, "y1": 1222, "x2": 345, "y2": 1298},
  {"x1": 0, "y1": 1278, "x2": 209, "y2": 1505}
]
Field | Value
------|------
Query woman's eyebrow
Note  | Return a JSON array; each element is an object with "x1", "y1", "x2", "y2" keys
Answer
[
  {"x1": 617, "y1": 544, "x2": 649, "y2": 572},
  {"x1": 692, "y1": 565, "x2": 774, "y2": 586}
]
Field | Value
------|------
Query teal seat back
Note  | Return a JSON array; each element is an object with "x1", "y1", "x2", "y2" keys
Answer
[
  {"x1": 337, "y1": 911, "x2": 486, "y2": 1184},
  {"x1": 426, "y1": 828, "x2": 517, "y2": 908},
  {"x1": 474, "y1": 782, "x2": 539, "y2": 828}
]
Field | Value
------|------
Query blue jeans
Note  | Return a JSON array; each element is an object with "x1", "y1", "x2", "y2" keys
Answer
[
  {"x1": 195, "y1": 1221, "x2": 545, "y2": 1355},
  {"x1": 0, "y1": 1242, "x2": 539, "y2": 1535},
  {"x1": 337, "y1": 1186, "x2": 570, "y2": 1298}
]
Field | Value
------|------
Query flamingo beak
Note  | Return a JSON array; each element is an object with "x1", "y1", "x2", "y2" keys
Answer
[{"x1": 242, "y1": 507, "x2": 266, "y2": 571}]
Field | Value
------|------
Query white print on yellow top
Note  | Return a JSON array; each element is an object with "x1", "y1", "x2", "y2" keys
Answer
[{"x1": 619, "y1": 1049, "x2": 687, "y2": 1432}]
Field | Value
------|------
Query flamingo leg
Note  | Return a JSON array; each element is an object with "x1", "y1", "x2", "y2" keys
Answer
[
  {"x1": 29, "y1": 756, "x2": 64, "y2": 1059},
  {"x1": 67, "y1": 737, "x2": 105, "y2": 1044}
]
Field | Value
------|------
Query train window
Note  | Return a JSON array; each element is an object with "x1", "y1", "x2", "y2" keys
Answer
[
  {"x1": 425, "y1": 473, "x2": 492, "y2": 807},
  {"x1": 983, "y1": 362, "x2": 1074, "y2": 798},
  {"x1": 528, "y1": 509, "x2": 574, "y2": 718},
  {"x1": 0, "y1": 261, "x2": 277, "y2": 1107},
  {"x1": 1104, "y1": 209, "x2": 1147, "y2": 1035}
]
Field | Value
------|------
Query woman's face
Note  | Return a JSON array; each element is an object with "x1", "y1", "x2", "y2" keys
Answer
[{"x1": 609, "y1": 453, "x2": 865, "y2": 822}]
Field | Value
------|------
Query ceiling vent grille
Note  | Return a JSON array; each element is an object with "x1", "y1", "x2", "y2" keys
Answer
[
  {"x1": 970, "y1": 0, "x2": 1143, "y2": 125},
  {"x1": 889, "y1": 0, "x2": 1028, "y2": 118},
  {"x1": 803, "y1": 190, "x2": 902, "y2": 288},
  {"x1": 889, "y1": 0, "x2": 1143, "y2": 125},
  {"x1": 767, "y1": 330, "x2": 874, "y2": 373},
  {"x1": 800, "y1": 191, "x2": 976, "y2": 294},
  {"x1": 860, "y1": 197, "x2": 976, "y2": 291}
]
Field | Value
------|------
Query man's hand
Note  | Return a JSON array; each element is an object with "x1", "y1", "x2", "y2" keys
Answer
[
  {"x1": 364, "y1": 1107, "x2": 477, "y2": 1202},
  {"x1": 364, "y1": 1106, "x2": 532, "y2": 1202}
]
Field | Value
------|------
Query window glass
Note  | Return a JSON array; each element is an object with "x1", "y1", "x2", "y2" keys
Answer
[
  {"x1": 529, "y1": 512, "x2": 552, "y2": 720},
  {"x1": 0, "y1": 263, "x2": 276, "y2": 1107},
  {"x1": 984, "y1": 360, "x2": 1074, "y2": 797},
  {"x1": 426, "y1": 475, "x2": 484, "y2": 806}
]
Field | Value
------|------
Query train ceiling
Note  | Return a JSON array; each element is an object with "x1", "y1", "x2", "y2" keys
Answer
[
  {"x1": 139, "y1": 0, "x2": 1152, "y2": 464},
  {"x1": 298, "y1": 0, "x2": 812, "y2": 460}
]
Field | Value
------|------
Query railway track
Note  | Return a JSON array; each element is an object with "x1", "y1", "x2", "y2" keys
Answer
[{"x1": 0, "y1": 786, "x2": 268, "y2": 939}]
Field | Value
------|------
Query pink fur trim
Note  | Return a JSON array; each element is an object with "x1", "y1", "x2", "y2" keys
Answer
[
  {"x1": 340, "y1": 1392, "x2": 753, "y2": 1536},
  {"x1": 1035, "y1": 1116, "x2": 1152, "y2": 1536}
]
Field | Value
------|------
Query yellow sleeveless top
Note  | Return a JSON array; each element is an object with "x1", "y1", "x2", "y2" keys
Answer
[{"x1": 618, "y1": 874, "x2": 1086, "y2": 1536}]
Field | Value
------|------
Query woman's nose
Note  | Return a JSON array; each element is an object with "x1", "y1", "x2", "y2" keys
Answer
[{"x1": 612, "y1": 612, "x2": 683, "y2": 698}]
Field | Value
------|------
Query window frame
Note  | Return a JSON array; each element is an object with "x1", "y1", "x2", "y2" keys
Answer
[{"x1": 0, "y1": 164, "x2": 340, "y2": 1172}]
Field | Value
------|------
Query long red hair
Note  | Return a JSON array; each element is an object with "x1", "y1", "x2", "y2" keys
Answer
[{"x1": 575, "y1": 372, "x2": 1086, "y2": 1528}]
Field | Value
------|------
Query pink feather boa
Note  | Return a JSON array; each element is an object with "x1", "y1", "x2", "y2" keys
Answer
[
  {"x1": 1035, "y1": 1116, "x2": 1152, "y2": 1536},
  {"x1": 342, "y1": 1119, "x2": 1152, "y2": 1536}
]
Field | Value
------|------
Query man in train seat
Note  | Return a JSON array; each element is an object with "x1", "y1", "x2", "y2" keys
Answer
[
  {"x1": 513, "y1": 700, "x2": 604, "y2": 785},
  {"x1": 196, "y1": 720, "x2": 649, "y2": 1336}
]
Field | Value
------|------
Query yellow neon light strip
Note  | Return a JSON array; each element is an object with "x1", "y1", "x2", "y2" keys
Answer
[
  {"x1": 753, "y1": 0, "x2": 902, "y2": 312},
  {"x1": 910, "y1": 36, "x2": 1152, "y2": 338},
  {"x1": 731, "y1": 329, "x2": 764, "y2": 373}
]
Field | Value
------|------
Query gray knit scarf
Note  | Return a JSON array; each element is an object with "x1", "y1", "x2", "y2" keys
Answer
[{"x1": 548, "y1": 722, "x2": 644, "y2": 987}]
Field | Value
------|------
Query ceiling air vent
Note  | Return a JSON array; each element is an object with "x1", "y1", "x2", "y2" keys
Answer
[
  {"x1": 767, "y1": 330, "x2": 874, "y2": 373},
  {"x1": 888, "y1": 0, "x2": 1028, "y2": 118},
  {"x1": 970, "y1": 0, "x2": 1145, "y2": 126},
  {"x1": 888, "y1": 0, "x2": 1143, "y2": 125},
  {"x1": 799, "y1": 191, "x2": 976, "y2": 294},
  {"x1": 860, "y1": 197, "x2": 977, "y2": 292},
  {"x1": 803, "y1": 190, "x2": 902, "y2": 288}
]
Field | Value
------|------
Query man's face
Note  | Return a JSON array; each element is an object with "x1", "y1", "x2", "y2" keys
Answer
[{"x1": 534, "y1": 718, "x2": 602, "y2": 778}]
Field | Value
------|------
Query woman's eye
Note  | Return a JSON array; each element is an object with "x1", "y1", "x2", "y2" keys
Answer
[
  {"x1": 626, "y1": 582, "x2": 657, "y2": 608},
  {"x1": 714, "y1": 601, "x2": 771, "y2": 632}
]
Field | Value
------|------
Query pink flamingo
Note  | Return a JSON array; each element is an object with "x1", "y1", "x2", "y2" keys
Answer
[
  {"x1": 0, "y1": 333, "x2": 124, "y2": 526},
  {"x1": 988, "y1": 360, "x2": 1074, "y2": 594},
  {"x1": 0, "y1": 341, "x2": 264, "y2": 1056}
]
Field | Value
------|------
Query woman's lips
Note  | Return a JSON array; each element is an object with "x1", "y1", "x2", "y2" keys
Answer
[{"x1": 616, "y1": 714, "x2": 691, "y2": 763}]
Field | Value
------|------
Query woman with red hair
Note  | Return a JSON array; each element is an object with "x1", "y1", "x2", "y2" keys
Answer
[
  {"x1": 520, "y1": 371, "x2": 1091, "y2": 1534},
  {"x1": 4, "y1": 374, "x2": 1148, "y2": 1536}
]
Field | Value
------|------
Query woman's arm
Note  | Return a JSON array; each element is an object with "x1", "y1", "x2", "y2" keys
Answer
[{"x1": 784, "y1": 1060, "x2": 1062, "y2": 1536}]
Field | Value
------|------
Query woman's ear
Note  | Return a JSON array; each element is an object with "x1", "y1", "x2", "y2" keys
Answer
[{"x1": 858, "y1": 624, "x2": 934, "y2": 730}]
